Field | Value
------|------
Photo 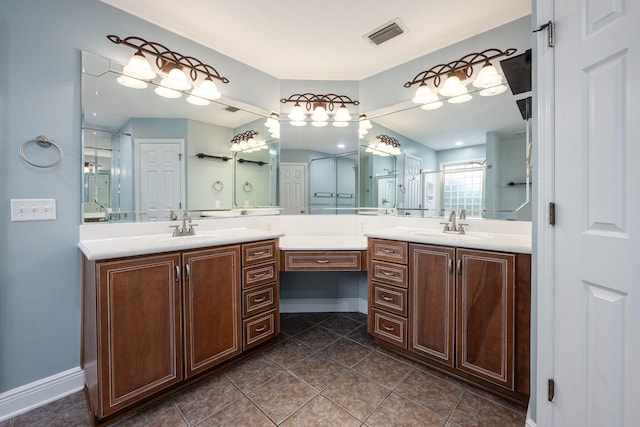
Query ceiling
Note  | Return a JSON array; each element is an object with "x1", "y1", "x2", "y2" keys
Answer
[{"x1": 99, "y1": 0, "x2": 531, "y2": 81}]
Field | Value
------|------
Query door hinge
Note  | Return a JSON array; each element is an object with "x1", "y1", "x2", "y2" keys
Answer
[
  {"x1": 549, "y1": 202, "x2": 556, "y2": 225},
  {"x1": 548, "y1": 378, "x2": 555, "y2": 401},
  {"x1": 179, "y1": 153, "x2": 183, "y2": 161},
  {"x1": 534, "y1": 20, "x2": 555, "y2": 48}
]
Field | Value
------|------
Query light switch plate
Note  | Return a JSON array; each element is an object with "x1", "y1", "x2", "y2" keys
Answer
[{"x1": 10, "y1": 199, "x2": 57, "y2": 221}]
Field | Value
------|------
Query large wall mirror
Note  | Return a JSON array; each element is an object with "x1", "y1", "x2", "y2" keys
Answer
[{"x1": 81, "y1": 51, "x2": 278, "y2": 223}]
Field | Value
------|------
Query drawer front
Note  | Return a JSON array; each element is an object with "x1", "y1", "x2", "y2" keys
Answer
[
  {"x1": 369, "y1": 238, "x2": 408, "y2": 264},
  {"x1": 371, "y1": 309, "x2": 407, "y2": 348},
  {"x1": 243, "y1": 309, "x2": 278, "y2": 350},
  {"x1": 242, "y1": 240, "x2": 277, "y2": 265},
  {"x1": 372, "y1": 282, "x2": 407, "y2": 316},
  {"x1": 242, "y1": 283, "x2": 278, "y2": 318},
  {"x1": 284, "y1": 251, "x2": 362, "y2": 271},
  {"x1": 243, "y1": 261, "x2": 278, "y2": 288},
  {"x1": 370, "y1": 260, "x2": 408, "y2": 288}
]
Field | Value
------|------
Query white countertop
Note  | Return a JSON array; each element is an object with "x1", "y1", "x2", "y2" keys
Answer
[
  {"x1": 79, "y1": 228, "x2": 284, "y2": 260},
  {"x1": 364, "y1": 226, "x2": 531, "y2": 254},
  {"x1": 279, "y1": 235, "x2": 368, "y2": 251}
]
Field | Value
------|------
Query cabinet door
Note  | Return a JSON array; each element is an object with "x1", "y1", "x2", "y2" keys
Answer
[
  {"x1": 96, "y1": 254, "x2": 183, "y2": 416},
  {"x1": 456, "y1": 249, "x2": 515, "y2": 389},
  {"x1": 409, "y1": 244, "x2": 456, "y2": 366},
  {"x1": 183, "y1": 246, "x2": 242, "y2": 377}
]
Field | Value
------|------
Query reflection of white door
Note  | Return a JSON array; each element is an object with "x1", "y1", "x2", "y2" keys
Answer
[
  {"x1": 135, "y1": 139, "x2": 184, "y2": 221},
  {"x1": 540, "y1": 0, "x2": 640, "y2": 425},
  {"x1": 280, "y1": 163, "x2": 307, "y2": 215},
  {"x1": 404, "y1": 154, "x2": 422, "y2": 215}
]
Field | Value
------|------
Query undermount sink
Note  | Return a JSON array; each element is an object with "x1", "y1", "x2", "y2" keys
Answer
[{"x1": 404, "y1": 228, "x2": 491, "y2": 241}]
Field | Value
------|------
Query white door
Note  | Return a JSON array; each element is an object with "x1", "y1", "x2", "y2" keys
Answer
[
  {"x1": 280, "y1": 163, "x2": 307, "y2": 215},
  {"x1": 135, "y1": 139, "x2": 184, "y2": 221},
  {"x1": 404, "y1": 154, "x2": 422, "y2": 215},
  {"x1": 548, "y1": 0, "x2": 640, "y2": 425}
]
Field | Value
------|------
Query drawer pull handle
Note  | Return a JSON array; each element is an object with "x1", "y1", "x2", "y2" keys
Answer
[
  {"x1": 381, "y1": 295, "x2": 394, "y2": 301},
  {"x1": 382, "y1": 324, "x2": 395, "y2": 332},
  {"x1": 252, "y1": 272, "x2": 267, "y2": 279},
  {"x1": 253, "y1": 296, "x2": 267, "y2": 303},
  {"x1": 381, "y1": 249, "x2": 395, "y2": 254},
  {"x1": 175, "y1": 266, "x2": 181, "y2": 282},
  {"x1": 381, "y1": 271, "x2": 395, "y2": 277},
  {"x1": 316, "y1": 259, "x2": 330, "y2": 264},
  {"x1": 251, "y1": 250, "x2": 266, "y2": 256},
  {"x1": 255, "y1": 325, "x2": 268, "y2": 332},
  {"x1": 185, "y1": 264, "x2": 191, "y2": 281}
]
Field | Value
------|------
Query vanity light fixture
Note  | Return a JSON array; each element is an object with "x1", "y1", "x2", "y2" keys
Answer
[
  {"x1": 366, "y1": 134, "x2": 401, "y2": 156},
  {"x1": 264, "y1": 112, "x2": 280, "y2": 138},
  {"x1": 405, "y1": 48, "x2": 516, "y2": 109},
  {"x1": 359, "y1": 114, "x2": 373, "y2": 139},
  {"x1": 108, "y1": 35, "x2": 229, "y2": 105},
  {"x1": 280, "y1": 93, "x2": 359, "y2": 127},
  {"x1": 230, "y1": 130, "x2": 267, "y2": 153}
]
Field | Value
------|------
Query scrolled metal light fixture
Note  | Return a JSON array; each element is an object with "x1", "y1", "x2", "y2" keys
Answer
[
  {"x1": 404, "y1": 48, "x2": 516, "y2": 109},
  {"x1": 230, "y1": 130, "x2": 268, "y2": 153},
  {"x1": 366, "y1": 134, "x2": 401, "y2": 156},
  {"x1": 108, "y1": 35, "x2": 230, "y2": 105},
  {"x1": 280, "y1": 93, "x2": 359, "y2": 127}
]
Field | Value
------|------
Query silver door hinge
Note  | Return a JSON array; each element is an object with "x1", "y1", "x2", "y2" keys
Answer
[
  {"x1": 179, "y1": 153, "x2": 183, "y2": 161},
  {"x1": 549, "y1": 202, "x2": 556, "y2": 225},
  {"x1": 548, "y1": 378, "x2": 555, "y2": 401},
  {"x1": 534, "y1": 21, "x2": 555, "y2": 48}
]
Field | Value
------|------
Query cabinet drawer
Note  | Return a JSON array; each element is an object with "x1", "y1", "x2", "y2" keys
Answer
[
  {"x1": 242, "y1": 240, "x2": 277, "y2": 265},
  {"x1": 243, "y1": 261, "x2": 278, "y2": 288},
  {"x1": 372, "y1": 282, "x2": 407, "y2": 316},
  {"x1": 243, "y1": 309, "x2": 278, "y2": 350},
  {"x1": 370, "y1": 309, "x2": 407, "y2": 348},
  {"x1": 370, "y1": 260, "x2": 408, "y2": 287},
  {"x1": 283, "y1": 251, "x2": 362, "y2": 271},
  {"x1": 242, "y1": 283, "x2": 278, "y2": 318},
  {"x1": 369, "y1": 238, "x2": 408, "y2": 264}
]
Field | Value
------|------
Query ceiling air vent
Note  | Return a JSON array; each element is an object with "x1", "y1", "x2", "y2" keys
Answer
[
  {"x1": 367, "y1": 19, "x2": 405, "y2": 46},
  {"x1": 224, "y1": 106, "x2": 240, "y2": 112}
]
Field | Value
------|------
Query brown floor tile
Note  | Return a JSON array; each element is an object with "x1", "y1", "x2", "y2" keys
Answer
[
  {"x1": 279, "y1": 316, "x2": 316, "y2": 336},
  {"x1": 295, "y1": 326, "x2": 341, "y2": 349},
  {"x1": 365, "y1": 393, "x2": 446, "y2": 427},
  {"x1": 341, "y1": 311, "x2": 368, "y2": 325},
  {"x1": 262, "y1": 337, "x2": 317, "y2": 369},
  {"x1": 172, "y1": 374, "x2": 242, "y2": 426},
  {"x1": 223, "y1": 353, "x2": 284, "y2": 393},
  {"x1": 447, "y1": 390, "x2": 526, "y2": 427},
  {"x1": 288, "y1": 353, "x2": 348, "y2": 391},
  {"x1": 294, "y1": 312, "x2": 335, "y2": 324},
  {"x1": 323, "y1": 337, "x2": 373, "y2": 368},
  {"x1": 322, "y1": 371, "x2": 391, "y2": 422},
  {"x1": 115, "y1": 400, "x2": 186, "y2": 426},
  {"x1": 195, "y1": 397, "x2": 275, "y2": 426},
  {"x1": 248, "y1": 372, "x2": 318, "y2": 424},
  {"x1": 463, "y1": 386, "x2": 529, "y2": 414},
  {"x1": 318, "y1": 314, "x2": 363, "y2": 335},
  {"x1": 394, "y1": 368, "x2": 464, "y2": 418},
  {"x1": 345, "y1": 325, "x2": 375, "y2": 348},
  {"x1": 351, "y1": 351, "x2": 413, "y2": 389},
  {"x1": 11, "y1": 391, "x2": 90, "y2": 427},
  {"x1": 281, "y1": 395, "x2": 361, "y2": 427}
]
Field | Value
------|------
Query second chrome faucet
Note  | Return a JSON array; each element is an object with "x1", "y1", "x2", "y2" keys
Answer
[
  {"x1": 441, "y1": 210, "x2": 468, "y2": 234},
  {"x1": 170, "y1": 210, "x2": 198, "y2": 236}
]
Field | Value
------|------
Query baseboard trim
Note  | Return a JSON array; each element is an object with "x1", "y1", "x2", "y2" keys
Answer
[
  {"x1": 281, "y1": 298, "x2": 367, "y2": 314},
  {"x1": 0, "y1": 367, "x2": 85, "y2": 422},
  {"x1": 526, "y1": 418, "x2": 536, "y2": 427}
]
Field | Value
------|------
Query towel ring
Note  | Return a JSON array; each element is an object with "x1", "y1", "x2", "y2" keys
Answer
[
  {"x1": 243, "y1": 181, "x2": 253, "y2": 192},
  {"x1": 20, "y1": 136, "x2": 64, "y2": 168},
  {"x1": 212, "y1": 180, "x2": 224, "y2": 192}
]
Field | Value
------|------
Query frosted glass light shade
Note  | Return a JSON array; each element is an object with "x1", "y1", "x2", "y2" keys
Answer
[
  {"x1": 288, "y1": 104, "x2": 306, "y2": 121},
  {"x1": 473, "y1": 64, "x2": 503, "y2": 88},
  {"x1": 186, "y1": 95, "x2": 210, "y2": 106},
  {"x1": 479, "y1": 84, "x2": 508, "y2": 96},
  {"x1": 192, "y1": 79, "x2": 221, "y2": 100},
  {"x1": 420, "y1": 100, "x2": 444, "y2": 110},
  {"x1": 439, "y1": 75, "x2": 464, "y2": 97},
  {"x1": 161, "y1": 68, "x2": 191, "y2": 91},
  {"x1": 311, "y1": 120, "x2": 328, "y2": 127},
  {"x1": 116, "y1": 75, "x2": 147, "y2": 89},
  {"x1": 154, "y1": 85, "x2": 182, "y2": 98},
  {"x1": 412, "y1": 84, "x2": 436, "y2": 104},
  {"x1": 311, "y1": 106, "x2": 329, "y2": 122},
  {"x1": 123, "y1": 53, "x2": 156, "y2": 80},
  {"x1": 290, "y1": 120, "x2": 307, "y2": 127},
  {"x1": 333, "y1": 106, "x2": 352, "y2": 122},
  {"x1": 332, "y1": 121, "x2": 349, "y2": 127}
]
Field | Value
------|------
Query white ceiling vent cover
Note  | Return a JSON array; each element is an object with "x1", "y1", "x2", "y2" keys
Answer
[{"x1": 366, "y1": 19, "x2": 405, "y2": 45}]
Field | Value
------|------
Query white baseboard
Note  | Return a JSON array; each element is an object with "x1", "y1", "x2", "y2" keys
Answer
[
  {"x1": 0, "y1": 367, "x2": 85, "y2": 422},
  {"x1": 526, "y1": 418, "x2": 536, "y2": 427},
  {"x1": 281, "y1": 298, "x2": 367, "y2": 314}
]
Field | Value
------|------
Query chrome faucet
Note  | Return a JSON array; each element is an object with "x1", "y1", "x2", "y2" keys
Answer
[
  {"x1": 170, "y1": 210, "x2": 198, "y2": 236},
  {"x1": 441, "y1": 210, "x2": 468, "y2": 234}
]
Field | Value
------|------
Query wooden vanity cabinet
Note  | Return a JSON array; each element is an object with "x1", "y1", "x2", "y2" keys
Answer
[
  {"x1": 83, "y1": 253, "x2": 184, "y2": 418},
  {"x1": 182, "y1": 246, "x2": 242, "y2": 378}
]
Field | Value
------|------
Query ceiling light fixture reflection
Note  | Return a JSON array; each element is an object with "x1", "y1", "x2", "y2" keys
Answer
[{"x1": 280, "y1": 93, "x2": 359, "y2": 127}]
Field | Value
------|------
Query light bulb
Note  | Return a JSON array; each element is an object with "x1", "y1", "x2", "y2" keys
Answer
[{"x1": 123, "y1": 53, "x2": 156, "y2": 80}]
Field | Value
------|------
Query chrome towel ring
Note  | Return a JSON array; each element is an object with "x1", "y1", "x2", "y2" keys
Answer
[
  {"x1": 20, "y1": 136, "x2": 64, "y2": 168},
  {"x1": 243, "y1": 181, "x2": 253, "y2": 192},
  {"x1": 212, "y1": 180, "x2": 224, "y2": 192}
]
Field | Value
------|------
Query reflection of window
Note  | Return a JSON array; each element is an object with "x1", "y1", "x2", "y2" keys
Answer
[{"x1": 442, "y1": 162, "x2": 485, "y2": 218}]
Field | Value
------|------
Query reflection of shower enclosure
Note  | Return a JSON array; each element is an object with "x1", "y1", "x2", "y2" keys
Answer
[
  {"x1": 308, "y1": 153, "x2": 357, "y2": 214},
  {"x1": 374, "y1": 174, "x2": 396, "y2": 208}
]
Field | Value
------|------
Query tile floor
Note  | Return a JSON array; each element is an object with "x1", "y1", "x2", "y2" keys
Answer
[{"x1": 2, "y1": 312, "x2": 528, "y2": 426}]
